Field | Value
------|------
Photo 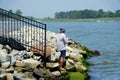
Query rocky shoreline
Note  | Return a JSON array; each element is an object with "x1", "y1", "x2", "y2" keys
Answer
[{"x1": 0, "y1": 27, "x2": 100, "y2": 80}]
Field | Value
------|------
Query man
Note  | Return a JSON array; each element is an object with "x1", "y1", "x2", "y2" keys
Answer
[{"x1": 56, "y1": 28, "x2": 67, "y2": 71}]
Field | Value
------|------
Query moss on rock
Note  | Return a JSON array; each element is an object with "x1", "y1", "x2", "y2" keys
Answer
[{"x1": 65, "y1": 72, "x2": 87, "y2": 80}]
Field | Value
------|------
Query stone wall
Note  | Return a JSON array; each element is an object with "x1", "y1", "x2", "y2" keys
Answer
[{"x1": 0, "y1": 26, "x2": 95, "y2": 80}]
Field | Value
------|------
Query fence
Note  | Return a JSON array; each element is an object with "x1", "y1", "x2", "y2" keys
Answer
[{"x1": 0, "y1": 8, "x2": 47, "y2": 67}]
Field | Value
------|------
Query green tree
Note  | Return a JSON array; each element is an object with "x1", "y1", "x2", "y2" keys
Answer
[
  {"x1": 108, "y1": 11, "x2": 115, "y2": 17},
  {"x1": 98, "y1": 9, "x2": 104, "y2": 17},
  {"x1": 54, "y1": 9, "x2": 118, "y2": 19},
  {"x1": 8, "y1": 9, "x2": 13, "y2": 13},
  {"x1": 8, "y1": 9, "x2": 14, "y2": 18},
  {"x1": 103, "y1": 11, "x2": 115, "y2": 17},
  {"x1": 115, "y1": 10, "x2": 120, "y2": 17},
  {"x1": 15, "y1": 9, "x2": 22, "y2": 15}
]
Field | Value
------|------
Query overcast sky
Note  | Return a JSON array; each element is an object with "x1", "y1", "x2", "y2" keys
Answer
[{"x1": 0, "y1": 0, "x2": 120, "y2": 18}]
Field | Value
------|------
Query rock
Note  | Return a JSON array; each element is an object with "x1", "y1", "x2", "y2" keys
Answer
[
  {"x1": 65, "y1": 60, "x2": 75, "y2": 71},
  {"x1": 33, "y1": 68, "x2": 44, "y2": 77},
  {"x1": 0, "y1": 49, "x2": 8, "y2": 62},
  {"x1": 9, "y1": 49, "x2": 22, "y2": 62},
  {"x1": 67, "y1": 39, "x2": 81, "y2": 48},
  {"x1": 14, "y1": 72, "x2": 29, "y2": 80},
  {"x1": 9, "y1": 50, "x2": 33, "y2": 62},
  {"x1": 93, "y1": 50, "x2": 100, "y2": 56},
  {"x1": 51, "y1": 71, "x2": 61, "y2": 76},
  {"x1": 75, "y1": 62, "x2": 87, "y2": 72},
  {"x1": 15, "y1": 61, "x2": 25, "y2": 67},
  {"x1": 43, "y1": 69, "x2": 52, "y2": 77},
  {"x1": 33, "y1": 56, "x2": 41, "y2": 61},
  {"x1": 4, "y1": 45, "x2": 12, "y2": 50},
  {"x1": 20, "y1": 51, "x2": 33, "y2": 59},
  {"x1": 5, "y1": 69, "x2": 14, "y2": 73},
  {"x1": 68, "y1": 52, "x2": 82, "y2": 62},
  {"x1": 67, "y1": 58, "x2": 74, "y2": 64},
  {"x1": 1, "y1": 62, "x2": 10, "y2": 69},
  {"x1": 46, "y1": 62, "x2": 59, "y2": 68},
  {"x1": 0, "y1": 60, "x2": 1, "y2": 67},
  {"x1": 39, "y1": 78, "x2": 44, "y2": 80},
  {"x1": 6, "y1": 73, "x2": 14, "y2": 80},
  {"x1": 3, "y1": 45, "x2": 12, "y2": 53},
  {"x1": 14, "y1": 67, "x2": 24, "y2": 72},
  {"x1": 24, "y1": 72, "x2": 33, "y2": 78},
  {"x1": 22, "y1": 59, "x2": 40, "y2": 68},
  {"x1": 50, "y1": 52, "x2": 60, "y2": 62},
  {"x1": 66, "y1": 46, "x2": 83, "y2": 62},
  {"x1": 0, "y1": 44, "x2": 3, "y2": 50},
  {"x1": 0, "y1": 74, "x2": 6, "y2": 80}
]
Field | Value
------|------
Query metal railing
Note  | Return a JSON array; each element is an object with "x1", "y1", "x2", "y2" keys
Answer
[{"x1": 0, "y1": 8, "x2": 46, "y2": 67}]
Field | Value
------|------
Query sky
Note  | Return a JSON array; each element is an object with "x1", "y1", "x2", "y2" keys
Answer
[{"x1": 0, "y1": 0, "x2": 120, "y2": 18}]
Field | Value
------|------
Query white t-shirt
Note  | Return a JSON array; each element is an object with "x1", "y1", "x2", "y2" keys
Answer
[{"x1": 56, "y1": 33, "x2": 67, "y2": 51}]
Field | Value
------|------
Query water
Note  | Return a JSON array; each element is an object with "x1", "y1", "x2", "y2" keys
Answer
[{"x1": 45, "y1": 21, "x2": 120, "y2": 80}]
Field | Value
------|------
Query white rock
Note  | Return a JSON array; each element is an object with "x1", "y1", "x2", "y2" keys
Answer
[
  {"x1": 51, "y1": 71, "x2": 61, "y2": 76},
  {"x1": 4, "y1": 45, "x2": 12, "y2": 50},
  {"x1": 1, "y1": 62, "x2": 10, "y2": 69},
  {"x1": 0, "y1": 44, "x2": 3, "y2": 50},
  {"x1": 22, "y1": 59, "x2": 40, "y2": 68},
  {"x1": 65, "y1": 60, "x2": 75, "y2": 70},
  {"x1": 68, "y1": 58, "x2": 74, "y2": 64},
  {"x1": 50, "y1": 52, "x2": 60, "y2": 61},
  {"x1": 0, "y1": 49, "x2": 8, "y2": 62},
  {"x1": 46, "y1": 63, "x2": 59, "y2": 68},
  {"x1": 75, "y1": 63, "x2": 87, "y2": 72},
  {"x1": 69, "y1": 52, "x2": 82, "y2": 61}
]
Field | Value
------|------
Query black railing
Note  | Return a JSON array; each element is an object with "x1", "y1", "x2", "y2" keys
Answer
[{"x1": 0, "y1": 8, "x2": 46, "y2": 67}]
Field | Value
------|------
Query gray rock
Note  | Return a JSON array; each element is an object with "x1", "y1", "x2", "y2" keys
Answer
[
  {"x1": 65, "y1": 60, "x2": 75, "y2": 71},
  {"x1": 14, "y1": 72, "x2": 29, "y2": 80},
  {"x1": 33, "y1": 68, "x2": 43, "y2": 77},
  {"x1": 0, "y1": 49, "x2": 8, "y2": 62},
  {"x1": 22, "y1": 59, "x2": 40, "y2": 68},
  {"x1": 1, "y1": 62, "x2": 10, "y2": 69},
  {"x1": 75, "y1": 62, "x2": 87, "y2": 72},
  {"x1": 0, "y1": 44, "x2": 3, "y2": 50},
  {"x1": 51, "y1": 71, "x2": 61, "y2": 76},
  {"x1": 46, "y1": 63, "x2": 59, "y2": 69}
]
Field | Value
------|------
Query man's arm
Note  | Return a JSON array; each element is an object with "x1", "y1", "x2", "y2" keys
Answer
[{"x1": 63, "y1": 34, "x2": 67, "y2": 44}]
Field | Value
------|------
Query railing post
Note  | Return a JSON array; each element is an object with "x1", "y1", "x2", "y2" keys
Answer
[{"x1": 44, "y1": 24, "x2": 47, "y2": 68}]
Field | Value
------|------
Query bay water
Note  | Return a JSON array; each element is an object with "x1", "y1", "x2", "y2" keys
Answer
[{"x1": 45, "y1": 21, "x2": 120, "y2": 80}]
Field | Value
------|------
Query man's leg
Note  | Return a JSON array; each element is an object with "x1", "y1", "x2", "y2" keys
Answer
[
  {"x1": 59, "y1": 50, "x2": 66, "y2": 71},
  {"x1": 59, "y1": 57, "x2": 64, "y2": 69}
]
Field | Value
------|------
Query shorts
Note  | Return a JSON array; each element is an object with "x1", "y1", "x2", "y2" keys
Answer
[{"x1": 60, "y1": 50, "x2": 66, "y2": 58}]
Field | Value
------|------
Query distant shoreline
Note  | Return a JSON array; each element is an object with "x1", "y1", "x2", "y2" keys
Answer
[
  {"x1": 40, "y1": 17, "x2": 120, "y2": 22},
  {"x1": 0, "y1": 17, "x2": 120, "y2": 22}
]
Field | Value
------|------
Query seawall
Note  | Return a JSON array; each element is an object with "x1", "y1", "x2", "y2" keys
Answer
[{"x1": 0, "y1": 27, "x2": 100, "y2": 80}]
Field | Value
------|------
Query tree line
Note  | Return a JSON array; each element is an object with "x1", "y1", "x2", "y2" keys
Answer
[
  {"x1": 0, "y1": 9, "x2": 23, "y2": 19},
  {"x1": 55, "y1": 9, "x2": 120, "y2": 19},
  {"x1": 0, "y1": 9, "x2": 35, "y2": 20},
  {"x1": 8, "y1": 9, "x2": 23, "y2": 15}
]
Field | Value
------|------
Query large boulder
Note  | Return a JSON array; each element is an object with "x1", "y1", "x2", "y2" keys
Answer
[{"x1": 22, "y1": 59, "x2": 40, "y2": 69}]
